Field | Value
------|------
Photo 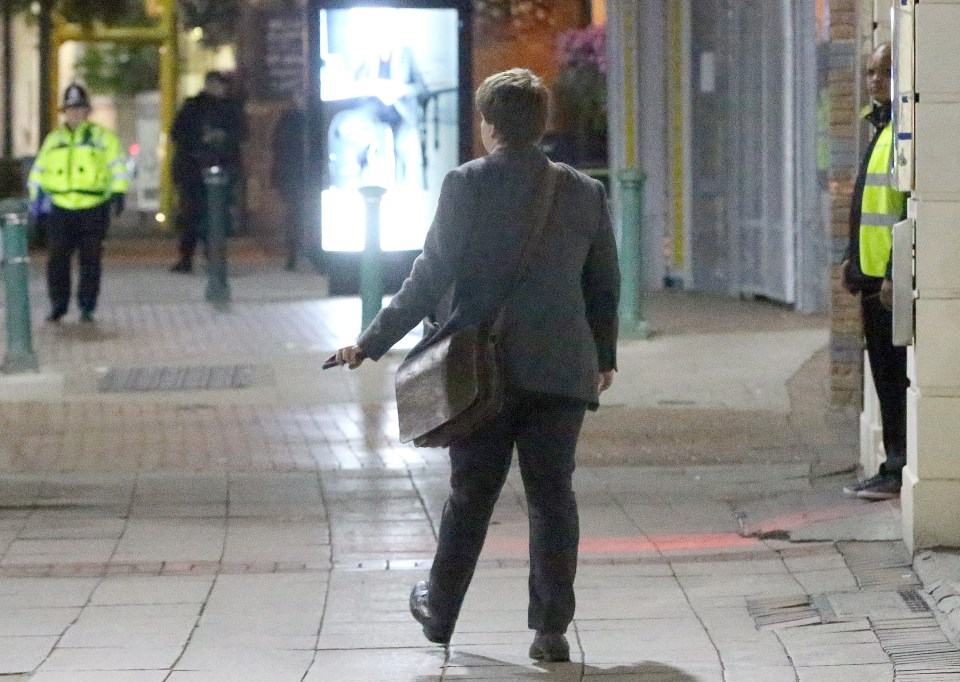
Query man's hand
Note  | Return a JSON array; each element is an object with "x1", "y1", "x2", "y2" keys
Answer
[
  {"x1": 111, "y1": 193, "x2": 125, "y2": 217},
  {"x1": 599, "y1": 370, "x2": 616, "y2": 395},
  {"x1": 880, "y1": 278, "x2": 893, "y2": 311},
  {"x1": 334, "y1": 344, "x2": 366, "y2": 369}
]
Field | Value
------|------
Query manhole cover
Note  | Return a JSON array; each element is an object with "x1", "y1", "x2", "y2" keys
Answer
[{"x1": 98, "y1": 365, "x2": 254, "y2": 393}]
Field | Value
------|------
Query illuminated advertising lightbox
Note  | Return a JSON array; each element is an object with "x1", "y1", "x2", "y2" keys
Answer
[{"x1": 310, "y1": 1, "x2": 471, "y2": 253}]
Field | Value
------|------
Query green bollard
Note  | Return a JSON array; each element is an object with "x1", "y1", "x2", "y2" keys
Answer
[
  {"x1": 203, "y1": 166, "x2": 231, "y2": 309},
  {"x1": 1, "y1": 208, "x2": 38, "y2": 373},
  {"x1": 617, "y1": 169, "x2": 650, "y2": 339},
  {"x1": 359, "y1": 186, "x2": 387, "y2": 331}
]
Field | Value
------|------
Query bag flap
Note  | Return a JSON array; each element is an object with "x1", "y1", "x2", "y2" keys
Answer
[{"x1": 395, "y1": 327, "x2": 484, "y2": 443}]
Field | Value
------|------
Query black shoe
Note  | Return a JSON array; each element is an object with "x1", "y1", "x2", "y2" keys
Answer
[
  {"x1": 285, "y1": 256, "x2": 297, "y2": 271},
  {"x1": 843, "y1": 473, "x2": 901, "y2": 500},
  {"x1": 529, "y1": 632, "x2": 570, "y2": 662},
  {"x1": 79, "y1": 310, "x2": 95, "y2": 324},
  {"x1": 46, "y1": 309, "x2": 66, "y2": 323},
  {"x1": 409, "y1": 581, "x2": 451, "y2": 645},
  {"x1": 169, "y1": 259, "x2": 192, "y2": 273}
]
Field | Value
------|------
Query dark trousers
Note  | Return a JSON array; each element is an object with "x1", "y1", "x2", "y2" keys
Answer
[
  {"x1": 282, "y1": 187, "x2": 322, "y2": 272},
  {"x1": 428, "y1": 390, "x2": 586, "y2": 636},
  {"x1": 175, "y1": 185, "x2": 206, "y2": 261},
  {"x1": 46, "y1": 204, "x2": 109, "y2": 315},
  {"x1": 862, "y1": 293, "x2": 908, "y2": 474}
]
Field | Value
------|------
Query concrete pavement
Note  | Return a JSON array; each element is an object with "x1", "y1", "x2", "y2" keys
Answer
[{"x1": 0, "y1": 244, "x2": 956, "y2": 681}]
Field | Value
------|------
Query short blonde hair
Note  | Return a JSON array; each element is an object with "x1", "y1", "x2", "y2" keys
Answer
[{"x1": 475, "y1": 68, "x2": 549, "y2": 148}]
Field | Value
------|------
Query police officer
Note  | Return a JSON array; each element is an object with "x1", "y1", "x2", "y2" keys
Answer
[
  {"x1": 28, "y1": 84, "x2": 128, "y2": 323},
  {"x1": 841, "y1": 43, "x2": 909, "y2": 500}
]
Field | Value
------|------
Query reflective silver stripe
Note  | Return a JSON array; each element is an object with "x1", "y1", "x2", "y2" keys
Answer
[
  {"x1": 109, "y1": 159, "x2": 126, "y2": 168},
  {"x1": 861, "y1": 212, "x2": 899, "y2": 227},
  {"x1": 2, "y1": 256, "x2": 30, "y2": 265},
  {"x1": 865, "y1": 172, "x2": 893, "y2": 187}
]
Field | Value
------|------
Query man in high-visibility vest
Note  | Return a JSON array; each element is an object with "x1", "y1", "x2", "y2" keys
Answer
[
  {"x1": 841, "y1": 43, "x2": 908, "y2": 500},
  {"x1": 28, "y1": 84, "x2": 129, "y2": 323}
]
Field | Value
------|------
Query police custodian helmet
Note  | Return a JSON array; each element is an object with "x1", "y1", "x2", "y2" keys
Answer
[{"x1": 61, "y1": 83, "x2": 91, "y2": 110}]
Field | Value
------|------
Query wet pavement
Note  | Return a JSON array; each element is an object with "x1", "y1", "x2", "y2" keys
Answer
[{"x1": 0, "y1": 242, "x2": 955, "y2": 681}]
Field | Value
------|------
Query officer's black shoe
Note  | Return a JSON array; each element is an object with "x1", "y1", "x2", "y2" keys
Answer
[
  {"x1": 79, "y1": 310, "x2": 95, "y2": 324},
  {"x1": 169, "y1": 259, "x2": 192, "y2": 274},
  {"x1": 529, "y1": 632, "x2": 571, "y2": 662},
  {"x1": 285, "y1": 256, "x2": 297, "y2": 272},
  {"x1": 409, "y1": 581, "x2": 452, "y2": 645},
  {"x1": 46, "y1": 309, "x2": 66, "y2": 323}
]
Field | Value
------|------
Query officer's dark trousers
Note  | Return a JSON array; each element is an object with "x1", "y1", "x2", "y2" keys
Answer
[
  {"x1": 46, "y1": 204, "x2": 109, "y2": 315},
  {"x1": 427, "y1": 390, "x2": 586, "y2": 637},
  {"x1": 862, "y1": 293, "x2": 909, "y2": 475}
]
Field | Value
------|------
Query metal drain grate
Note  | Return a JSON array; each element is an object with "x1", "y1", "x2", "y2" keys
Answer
[{"x1": 98, "y1": 365, "x2": 254, "y2": 393}]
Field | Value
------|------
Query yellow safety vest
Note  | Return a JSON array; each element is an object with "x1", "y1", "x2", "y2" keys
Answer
[
  {"x1": 28, "y1": 121, "x2": 129, "y2": 211},
  {"x1": 859, "y1": 123, "x2": 906, "y2": 278}
]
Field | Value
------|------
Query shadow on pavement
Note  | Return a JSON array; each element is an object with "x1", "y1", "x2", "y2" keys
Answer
[{"x1": 418, "y1": 651, "x2": 701, "y2": 680}]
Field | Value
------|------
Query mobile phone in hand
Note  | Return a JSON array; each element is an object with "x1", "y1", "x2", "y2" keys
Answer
[{"x1": 322, "y1": 355, "x2": 339, "y2": 370}]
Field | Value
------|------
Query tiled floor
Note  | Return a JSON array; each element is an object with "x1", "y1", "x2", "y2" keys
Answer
[{"x1": 0, "y1": 261, "x2": 942, "y2": 680}]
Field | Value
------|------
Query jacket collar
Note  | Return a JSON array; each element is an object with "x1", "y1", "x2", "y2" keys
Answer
[{"x1": 861, "y1": 101, "x2": 892, "y2": 130}]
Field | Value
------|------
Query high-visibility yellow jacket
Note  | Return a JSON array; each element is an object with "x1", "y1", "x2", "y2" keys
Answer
[
  {"x1": 859, "y1": 122, "x2": 907, "y2": 278},
  {"x1": 28, "y1": 121, "x2": 129, "y2": 211}
]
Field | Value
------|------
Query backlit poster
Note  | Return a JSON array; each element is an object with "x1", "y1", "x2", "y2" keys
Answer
[{"x1": 314, "y1": 5, "x2": 462, "y2": 252}]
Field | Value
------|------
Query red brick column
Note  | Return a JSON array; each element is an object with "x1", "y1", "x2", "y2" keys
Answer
[{"x1": 828, "y1": 0, "x2": 863, "y2": 407}]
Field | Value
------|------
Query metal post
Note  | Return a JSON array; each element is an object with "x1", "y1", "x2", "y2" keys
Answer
[
  {"x1": 1, "y1": 209, "x2": 38, "y2": 373},
  {"x1": 359, "y1": 185, "x2": 386, "y2": 330},
  {"x1": 617, "y1": 168, "x2": 650, "y2": 339},
  {"x1": 158, "y1": 0, "x2": 178, "y2": 222},
  {"x1": 3, "y1": 0, "x2": 13, "y2": 159},
  {"x1": 203, "y1": 166, "x2": 231, "y2": 309}
]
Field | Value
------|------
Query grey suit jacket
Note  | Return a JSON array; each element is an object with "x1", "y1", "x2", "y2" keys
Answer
[{"x1": 357, "y1": 146, "x2": 620, "y2": 407}]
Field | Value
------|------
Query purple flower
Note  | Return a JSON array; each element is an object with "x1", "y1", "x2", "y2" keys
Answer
[{"x1": 556, "y1": 24, "x2": 607, "y2": 73}]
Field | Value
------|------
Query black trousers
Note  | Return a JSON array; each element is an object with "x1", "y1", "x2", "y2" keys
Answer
[
  {"x1": 427, "y1": 390, "x2": 587, "y2": 637},
  {"x1": 281, "y1": 186, "x2": 322, "y2": 271},
  {"x1": 862, "y1": 293, "x2": 908, "y2": 474},
  {"x1": 175, "y1": 185, "x2": 206, "y2": 261},
  {"x1": 46, "y1": 204, "x2": 109, "y2": 315}
]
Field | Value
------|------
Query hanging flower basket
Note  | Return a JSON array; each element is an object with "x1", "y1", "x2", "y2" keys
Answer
[{"x1": 551, "y1": 23, "x2": 607, "y2": 166}]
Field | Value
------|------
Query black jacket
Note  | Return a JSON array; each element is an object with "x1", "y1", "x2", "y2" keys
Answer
[
  {"x1": 358, "y1": 146, "x2": 620, "y2": 407},
  {"x1": 171, "y1": 92, "x2": 247, "y2": 185}
]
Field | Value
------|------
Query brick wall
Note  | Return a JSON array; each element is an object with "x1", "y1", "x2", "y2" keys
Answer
[{"x1": 828, "y1": 0, "x2": 863, "y2": 407}]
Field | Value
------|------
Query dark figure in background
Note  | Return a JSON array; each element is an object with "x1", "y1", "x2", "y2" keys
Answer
[
  {"x1": 841, "y1": 43, "x2": 909, "y2": 501},
  {"x1": 332, "y1": 69, "x2": 620, "y2": 661},
  {"x1": 271, "y1": 106, "x2": 322, "y2": 273},
  {"x1": 28, "y1": 84, "x2": 129, "y2": 323},
  {"x1": 169, "y1": 71, "x2": 247, "y2": 273}
]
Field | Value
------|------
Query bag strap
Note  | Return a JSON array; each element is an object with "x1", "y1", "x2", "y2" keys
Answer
[{"x1": 488, "y1": 161, "x2": 560, "y2": 328}]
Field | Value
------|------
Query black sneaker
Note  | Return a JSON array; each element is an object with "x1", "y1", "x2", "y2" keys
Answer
[
  {"x1": 79, "y1": 310, "x2": 95, "y2": 323},
  {"x1": 843, "y1": 473, "x2": 901, "y2": 500},
  {"x1": 529, "y1": 632, "x2": 570, "y2": 662},
  {"x1": 409, "y1": 581, "x2": 451, "y2": 645},
  {"x1": 46, "y1": 309, "x2": 66, "y2": 323},
  {"x1": 169, "y1": 259, "x2": 192, "y2": 273}
]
